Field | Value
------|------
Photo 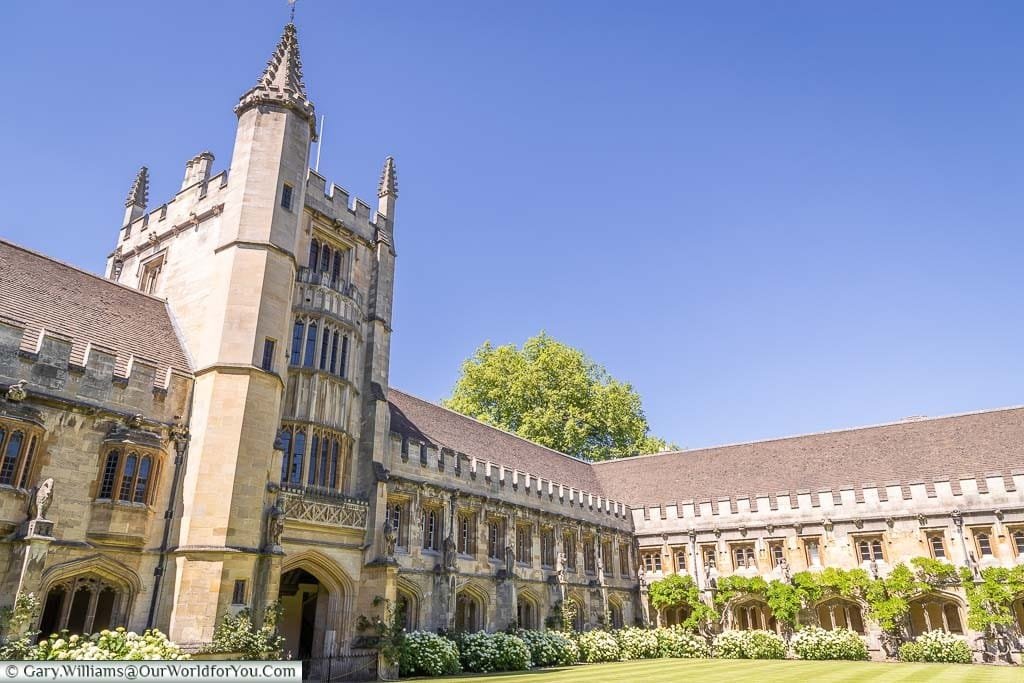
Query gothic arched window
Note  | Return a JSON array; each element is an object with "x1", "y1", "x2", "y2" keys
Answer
[
  {"x1": 309, "y1": 239, "x2": 320, "y2": 271},
  {"x1": 303, "y1": 323, "x2": 317, "y2": 368},
  {"x1": 290, "y1": 321, "x2": 305, "y2": 366},
  {"x1": 96, "y1": 448, "x2": 159, "y2": 505}
]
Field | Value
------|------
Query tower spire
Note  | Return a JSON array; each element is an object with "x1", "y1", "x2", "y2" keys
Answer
[
  {"x1": 125, "y1": 166, "x2": 149, "y2": 209},
  {"x1": 377, "y1": 156, "x2": 398, "y2": 218},
  {"x1": 378, "y1": 157, "x2": 398, "y2": 199},
  {"x1": 123, "y1": 166, "x2": 148, "y2": 227},
  {"x1": 235, "y1": 23, "x2": 316, "y2": 137}
]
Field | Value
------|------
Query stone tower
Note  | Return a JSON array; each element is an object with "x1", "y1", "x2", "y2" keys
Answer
[
  {"x1": 163, "y1": 21, "x2": 316, "y2": 644},
  {"x1": 103, "y1": 20, "x2": 401, "y2": 649}
]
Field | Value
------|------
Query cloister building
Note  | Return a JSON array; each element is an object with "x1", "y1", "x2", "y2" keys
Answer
[{"x1": 0, "y1": 20, "x2": 1021, "y2": 663}]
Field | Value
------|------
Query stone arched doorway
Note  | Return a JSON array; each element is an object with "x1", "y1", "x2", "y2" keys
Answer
[
  {"x1": 908, "y1": 594, "x2": 964, "y2": 636},
  {"x1": 608, "y1": 597, "x2": 625, "y2": 629},
  {"x1": 395, "y1": 581, "x2": 419, "y2": 632},
  {"x1": 278, "y1": 554, "x2": 351, "y2": 659},
  {"x1": 815, "y1": 598, "x2": 866, "y2": 634}
]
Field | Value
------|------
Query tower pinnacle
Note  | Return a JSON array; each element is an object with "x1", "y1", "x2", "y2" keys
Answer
[
  {"x1": 378, "y1": 156, "x2": 398, "y2": 199},
  {"x1": 125, "y1": 166, "x2": 149, "y2": 209},
  {"x1": 235, "y1": 23, "x2": 316, "y2": 137}
]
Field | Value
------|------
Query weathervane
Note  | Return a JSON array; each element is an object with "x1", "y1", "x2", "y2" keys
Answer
[{"x1": 288, "y1": 0, "x2": 297, "y2": 24}]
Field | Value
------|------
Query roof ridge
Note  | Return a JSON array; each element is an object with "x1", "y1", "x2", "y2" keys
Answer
[
  {"x1": 591, "y1": 403, "x2": 1024, "y2": 465},
  {"x1": 0, "y1": 238, "x2": 170, "y2": 305},
  {"x1": 388, "y1": 387, "x2": 595, "y2": 468}
]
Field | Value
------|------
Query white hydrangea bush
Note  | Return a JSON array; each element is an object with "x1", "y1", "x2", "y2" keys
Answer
[
  {"x1": 713, "y1": 629, "x2": 786, "y2": 660},
  {"x1": 516, "y1": 629, "x2": 579, "y2": 667},
  {"x1": 898, "y1": 630, "x2": 972, "y2": 664},
  {"x1": 615, "y1": 627, "x2": 659, "y2": 660},
  {"x1": 653, "y1": 626, "x2": 709, "y2": 658},
  {"x1": 29, "y1": 629, "x2": 189, "y2": 660},
  {"x1": 397, "y1": 631, "x2": 460, "y2": 677},
  {"x1": 791, "y1": 626, "x2": 868, "y2": 661},
  {"x1": 577, "y1": 629, "x2": 620, "y2": 663},
  {"x1": 458, "y1": 631, "x2": 530, "y2": 673}
]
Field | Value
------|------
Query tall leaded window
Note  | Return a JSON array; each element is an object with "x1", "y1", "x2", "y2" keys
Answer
[
  {"x1": 290, "y1": 430, "x2": 306, "y2": 485},
  {"x1": 278, "y1": 430, "x2": 291, "y2": 483},
  {"x1": 17, "y1": 436, "x2": 37, "y2": 490},
  {"x1": 487, "y1": 519, "x2": 505, "y2": 559},
  {"x1": 330, "y1": 439, "x2": 340, "y2": 489},
  {"x1": 303, "y1": 323, "x2": 317, "y2": 368},
  {"x1": 540, "y1": 528, "x2": 555, "y2": 567},
  {"x1": 620, "y1": 543, "x2": 631, "y2": 576},
  {"x1": 308, "y1": 239, "x2": 320, "y2": 270},
  {"x1": 458, "y1": 512, "x2": 476, "y2": 555},
  {"x1": 331, "y1": 251, "x2": 341, "y2": 286},
  {"x1": 422, "y1": 508, "x2": 440, "y2": 551},
  {"x1": 583, "y1": 538, "x2": 596, "y2": 572},
  {"x1": 308, "y1": 435, "x2": 320, "y2": 486},
  {"x1": 563, "y1": 533, "x2": 576, "y2": 569},
  {"x1": 0, "y1": 429, "x2": 25, "y2": 486},
  {"x1": 319, "y1": 331, "x2": 330, "y2": 371},
  {"x1": 516, "y1": 525, "x2": 532, "y2": 564},
  {"x1": 329, "y1": 331, "x2": 339, "y2": 374},
  {"x1": 386, "y1": 501, "x2": 405, "y2": 547},
  {"x1": 339, "y1": 336, "x2": 349, "y2": 378},
  {"x1": 318, "y1": 438, "x2": 329, "y2": 486},
  {"x1": 99, "y1": 450, "x2": 120, "y2": 499},
  {"x1": 290, "y1": 321, "x2": 304, "y2": 365},
  {"x1": 320, "y1": 244, "x2": 331, "y2": 273},
  {"x1": 97, "y1": 448, "x2": 159, "y2": 505}
]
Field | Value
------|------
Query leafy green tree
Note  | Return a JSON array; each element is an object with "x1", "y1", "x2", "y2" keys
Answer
[
  {"x1": 444, "y1": 332, "x2": 673, "y2": 461},
  {"x1": 648, "y1": 574, "x2": 715, "y2": 631}
]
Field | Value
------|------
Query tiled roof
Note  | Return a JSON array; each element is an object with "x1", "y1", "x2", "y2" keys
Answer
[
  {"x1": 388, "y1": 389, "x2": 605, "y2": 494},
  {"x1": 0, "y1": 239, "x2": 192, "y2": 377},
  {"x1": 592, "y1": 406, "x2": 1024, "y2": 507}
]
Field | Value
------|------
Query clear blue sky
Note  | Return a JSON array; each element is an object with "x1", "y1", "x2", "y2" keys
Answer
[{"x1": 2, "y1": 1, "x2": 1022, "y2": 450}]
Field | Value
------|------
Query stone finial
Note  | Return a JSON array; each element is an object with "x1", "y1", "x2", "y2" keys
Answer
[
  {"x1": 125, "y1": 166, "x2": 149, "y2": 209},
  {"x1": 5, "y1": 380, "x2": 27, "y2": 403},
  {"x1": 235, "y1": 22, "x2": 316, "y2": 134},
  {"x1": 378, "y1": 156, "x2": 398, "y2": 199}
]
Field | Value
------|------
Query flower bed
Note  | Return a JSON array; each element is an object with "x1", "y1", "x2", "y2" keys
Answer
[
  {"x1": 654, "y1": 626, "x2": 709, "y2": 659},
  {"x1": 517, "y1": 629, "x2": 579, "y2": 667},
  {"x1": 398, "y1": 631, "x2": 461, "y2": 677},
  {"x1": 712, "y1": 629, "x2": 786, "y2": 659},
  {"x1": 457, "y1": 631, "x2": 531, "y2": 673},
  {"x1": 30, "y1": 629, "x2": 188, "y2": 661},
  {"x1": 791, "y1": 627, "x2": 868, "y2": 661},
  {"x1": 898, "y1": 630, "x2": 972, "y2": 664},
  {"x1": 577, "y1": 629, "x2": 621, "y2": 663}
]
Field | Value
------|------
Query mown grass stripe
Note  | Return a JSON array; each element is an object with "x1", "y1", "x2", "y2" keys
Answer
[{"x1": 426, "y1": 658, "x2": 1020, "y2": 683}]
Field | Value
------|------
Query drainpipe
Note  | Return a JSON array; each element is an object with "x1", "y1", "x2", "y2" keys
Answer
[{"x1": 146, "y1": 421, "x2": 191, "y2": 629}]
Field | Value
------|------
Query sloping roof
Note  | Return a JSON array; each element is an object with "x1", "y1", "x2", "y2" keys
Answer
[
  {"x1": 388, "y1": 388, "x2": 605, "y2": 494},
  {"x1": 591, "y1": 406, "x2": 1024, "y2": 507},
  {"x1": 0, "y1": 238, "x2": 192, "y2": 376}
]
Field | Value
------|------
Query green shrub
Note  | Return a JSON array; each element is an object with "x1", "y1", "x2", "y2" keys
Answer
[
  {"x1": 898, "y1": 630, "x2": 972, "y2": 664},
  {"x1": 458, "y1": 631, "x2": 530, "y2": 672},
  {"x1": 615, "y1": 627, "x2": 659, "y2": 660},
  {"x1": 398, "y1": 631, "x2": 460, "y2": 677},
  {"x1": 653, "y1": 626, "x2": 709, "y2": 658},
  {"x1": 201, "y1": 605, "x2": 285, "y2": 659},
  {"x1": 29, "y1": 628, "x2": 188, "y2": 660},
  {"x1": 516, "y1": 629, "x2": 579, "y2": 667},
  {"x1": 713, "y1": 630, "x2": 786, "y2": 659},
  {"x1": 577, "y1": 629, "x2": 621, "y2": 662},
  {"x1": 791, "y1": 626, "x2": 868, "y2": 661}
]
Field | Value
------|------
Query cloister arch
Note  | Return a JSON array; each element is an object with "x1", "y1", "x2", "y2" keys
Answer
[
  {"x1": 516, "y1": 589, "x2": 541, "y2": 630},
  {"x1": 279, "y1": 551, "x2": 355, "y2": 658},
  {"x1": 38, "y1": 555, "x2": 140, "y2": 636},
  {"x1": 730, "y1": 597, "x2": 777, "y2": 632},
  {"x1": 661, "y1": 604, "x2": 691, "y2": 627},
  {"x1": 908, "y1": 592, "x2": 965, "y2": 637},
  {"x1": 565, "y1": 593, "x2": 586, "y2": 632},
  {"x1": 608, "y1": 594, "x2": 625, "y2": 629},
  {"x1": 815, "y1": 597, "x2": 866, "y2": 634},
  {"x1": 395, "y1": 577, "x2": 422, "y2": 632},
  {"x1": 455, "y1": 582, "x2": 488, "y2": 632}
]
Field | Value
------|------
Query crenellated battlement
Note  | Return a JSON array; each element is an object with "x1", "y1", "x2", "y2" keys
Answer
[
  {"x1": 303, "y1": 170, "x2": 387, "y2": 245},
  {"x1": 632, "y1": 472, "x2": 1024, "y2": 535},
  {"x1": 387, "y1": 432, "x2": 632, "y2": 528}
]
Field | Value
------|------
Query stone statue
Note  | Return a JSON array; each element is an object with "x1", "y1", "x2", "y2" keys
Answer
[
  {"x1": 637, "y1": 566, "x2": 647, "y2": 589},
  {"x1": 555, "y1": 552, "x2": 568, "y2": 601},
  {"x1": 382, "y1": 520, "x2": 397, "y2": 560},
  {"x1": 505, "y1": 543, "x2": 515, "y2": 575},
  {"x1": 5, "y1": 380, "x2": 27, "y2": 403},
  {"x1": 443, "y1": 533, "x2": 457, "y2": 572},
  {"x1": 779, "y1": 557, "x2": 791, "y2": 582},
  {"x1": 28, "y1": 478, "x2": 54, "y2": 520},
  {"x1": 596, "y1": 555, "x2": 606, "y2": 586},
  {"x1": 267, "y1": 501, "x2": 286, "y2": 549}
]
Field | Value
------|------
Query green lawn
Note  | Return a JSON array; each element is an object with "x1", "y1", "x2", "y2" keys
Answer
[{"x1": 424, "y1": 659, "x2": 1020, "y2": 682}]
